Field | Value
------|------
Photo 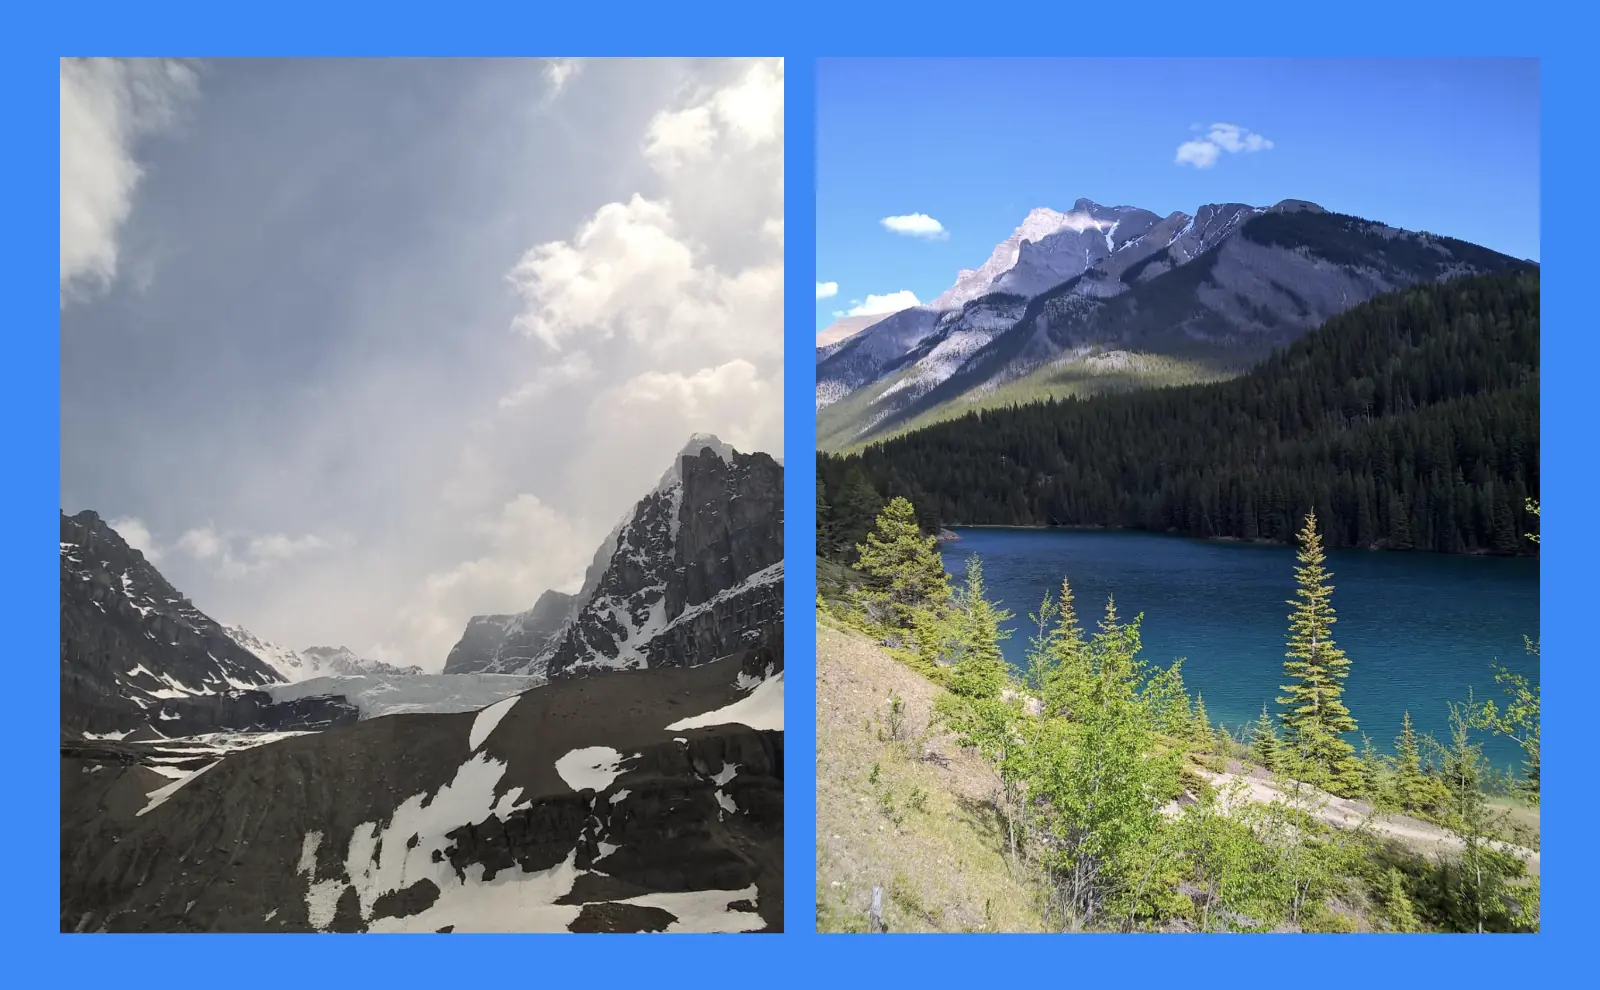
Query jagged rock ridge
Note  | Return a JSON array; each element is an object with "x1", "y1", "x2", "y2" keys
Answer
[
  {"x1": 816, "y1": 200, "x2": 1531, "y2": 448},
  {"x1": 454, "y1": 435, "x2": 784, "y2": 683}
]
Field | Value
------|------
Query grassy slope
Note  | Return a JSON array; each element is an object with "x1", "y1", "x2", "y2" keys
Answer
[
  {"x1": 821, "y1": 352, "x2": 1242, "y2": 454},
  {"x1": 815, "y1": 619, "x2": 1045, "y2": 933},
  {"x1": 816, "y1": 615, "x2": 1540, "y2": 932}
]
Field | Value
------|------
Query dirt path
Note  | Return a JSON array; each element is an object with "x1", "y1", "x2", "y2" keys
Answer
[{"x1": 1180, "y1": 767, "x2": 1540, "y2": 876}]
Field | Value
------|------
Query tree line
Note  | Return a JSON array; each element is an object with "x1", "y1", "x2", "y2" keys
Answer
[
  {"x1": 818, "y1": 271, "x2": 1539, "y2": 556},
  {"x1": 824, "y1": 494, "x2": 1541, "y2": 932}
]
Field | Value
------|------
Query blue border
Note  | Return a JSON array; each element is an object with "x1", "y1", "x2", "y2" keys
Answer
[
  {"x1": 782, "y1": 55, "x2": 819, "y2": 937},
  {"x1": 11, "y1": 0, "x2": 1591, "y2": 976}
]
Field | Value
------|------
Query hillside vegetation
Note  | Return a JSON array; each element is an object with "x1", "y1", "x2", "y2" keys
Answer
[{"x1": 815, "y1": 497, "x2": 1541, "y2": 933}]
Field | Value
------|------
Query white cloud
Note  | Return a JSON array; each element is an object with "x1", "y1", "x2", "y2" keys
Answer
[
  {"x1": 880, "y1": 213, "x2": 947, "y2": 239},
  {"x1": 176, "y1": 525, "x2": 224, "y2": 561},
  {"x1": 1175, "y1": 122, "x2": 1274, "y2": 169},
  {"x1": 816, "y1": 280, "x2": 838, "y2": 300},
  {"x1": 169, "y1": 523, "x2": 340, "y2": 579},
  {"x1": 643, "y1": 59, "x2": 783, "y2": 170},
  {"x1": 543, "y1": 59, "x2": 581, "y2": 96},
  {"x1": 109, "y1": 516, "x2": 160, "y2": 561},
  {"x1": 60, "y1": 58, "x2": 198, "y2": 306},
  {"x1": 847, "y1": 290, "x2": 920, "y2": 316}
]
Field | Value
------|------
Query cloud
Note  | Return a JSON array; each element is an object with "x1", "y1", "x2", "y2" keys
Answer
[
  {"x1": 880, "y1": 213, "x2": 947, "y2": 240},
  {"x1": 642, "y1": 59, "x2": 783, "y2": 170},
  {"x1": 109, "y1": 516, "x2": 160, "y2": 561},
  {"x1": 847, "y1": 290, "x2": 920, "y2": 316},
  {"x1": 816, "y1": 280, "x2": 838, "y2": 300},
  {"x1": 1175, "y1": 122, "x2": 1274, "y2": 169},
  {"x1": 542, "y1": 59, "x2": 581, "y2": 96},
  {"x1": 168, "y1": 523, "x2": 341, "y2": 579},
  {"x1": 60, "y1": 58, "x2": 198, "y2": 306}
]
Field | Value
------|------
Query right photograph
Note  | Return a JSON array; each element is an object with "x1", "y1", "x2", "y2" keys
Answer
[{"x1": 814, "y1": 58, "x2": 1539, "y2": 934}]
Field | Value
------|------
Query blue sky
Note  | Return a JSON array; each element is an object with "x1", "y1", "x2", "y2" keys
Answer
[{"x1": 815, "y1": 58, "x2": 1540, "y2": 333}]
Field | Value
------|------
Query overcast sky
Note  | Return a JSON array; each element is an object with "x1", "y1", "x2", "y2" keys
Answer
[{"x1": 60, "y1": 58, "x2": 784, "y2": 671}]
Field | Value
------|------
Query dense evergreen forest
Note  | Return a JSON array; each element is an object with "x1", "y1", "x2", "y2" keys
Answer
[{"x1": 818, "y1": 271, "x2": 1539, "y2": 556}]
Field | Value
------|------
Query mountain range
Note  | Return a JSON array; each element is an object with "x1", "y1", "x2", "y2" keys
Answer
[
  {"x1": 816, "y1": 198, "x2": 1532, "y2": 450},
  {"x1": 61, "y1": 435, "x2": 784, "y2": 933}
]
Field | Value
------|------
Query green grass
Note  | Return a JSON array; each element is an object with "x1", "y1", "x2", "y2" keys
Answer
[{"x1": 822, "y1": 350, "x2": 1243, "y2": 454}]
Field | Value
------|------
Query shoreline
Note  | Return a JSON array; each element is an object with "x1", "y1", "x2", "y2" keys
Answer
[{"x1": 940, "y1": 524, "x2": 1538, "y2": 559}]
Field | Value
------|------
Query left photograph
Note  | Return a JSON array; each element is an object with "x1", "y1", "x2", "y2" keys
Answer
[{"x1": 60, "y1": 58, "x2": 785, "y2": 933}]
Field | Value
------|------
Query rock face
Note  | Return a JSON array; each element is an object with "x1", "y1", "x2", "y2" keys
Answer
[
  {"x1": 443, "y1": 590, "x2": 574, "y2": 675},
  {"x1": 454, "y1": 436, "x2": 784, "y2": 683},
  {"x1": 58, "y1": 511, "x2": 350, "y2": 737},
  {"x1": 61, "y1": 651, "x2": 782, "y2": 933},
  {"x1": 816, "y1": 201, "x2": 1533, "y2": 448}
]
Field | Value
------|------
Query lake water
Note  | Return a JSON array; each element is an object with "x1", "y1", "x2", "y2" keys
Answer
[{"x1": 942, "y1": 528, "x2": 1540, "y2": 774}]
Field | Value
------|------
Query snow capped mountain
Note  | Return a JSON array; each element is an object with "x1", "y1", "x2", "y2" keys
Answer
[
  {"x1": 817, "y1": 199, "x2": 1532, "y2": 448},
  {"x1": 221, "y1": 628, "x2": 424, "y2": 682},
  {"x1": 300, "y1": 645, "x2": 424, "y2": 678}
]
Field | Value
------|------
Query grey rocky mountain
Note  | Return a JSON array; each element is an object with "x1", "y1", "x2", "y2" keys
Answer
[
  {"x1": 61, "y1": 434, "x2": 785, "y2": 933},
  {"x1": 443, "y1": 589, "x2": 574, "y2": 675},
  {"x1": 816, "y1": 200, "x2": 1531, "y2": 449},
  {"x1": 450, "y1": 434, "x2": 784, "y2": 683},
  {"x1": 60, "y1": 510, "x2": 353, "y2": 737}
]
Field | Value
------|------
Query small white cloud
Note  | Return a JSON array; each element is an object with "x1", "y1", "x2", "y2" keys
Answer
[
  {"x1": 543, "y1": 59, "x2": 581, "y2": 96},
  {"x1": 815, "y1": 281, "x2": 838, "y2": 300},
  {"x1": 1174, "y1": 122, "x2": 1273, "y2": 169},
  {"x1": 847, "y1": 290, "x2": 920, "y2": 317},
  {"x1": 880, "y1": 213, "x2": 948, "y2": 240},
  {"x1": 109, "y1": 516, "x2": 160, "y2": 561}
]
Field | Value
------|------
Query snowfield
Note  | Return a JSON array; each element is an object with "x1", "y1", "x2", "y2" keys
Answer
[{"x1": 264, "y1": 673, "x2": 540, "y2": 720}]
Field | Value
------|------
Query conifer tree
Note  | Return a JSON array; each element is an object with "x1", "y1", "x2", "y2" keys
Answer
[
  {"x1": 1039, "y1": 577, "x2": 1093, "y2": 719},
  {"x1": 1393, "y1": 711, "x2": 1425, "y2": 809},
  {"x1": 944, "y1": 556, "x2": 1014, "y2": 700},
  {"x1": 1250, "y1": 704, "x2": 1279, "y2": 772},
  {"x1": 854, "y1": 496, "x2": 950, "y2": 631},
  {"x1": 1192, "y1": 694, "x2": 1213, "y2": 746},
  {"x1": 1277, "y1": 510, "x2": 1362, "y2": 793}
]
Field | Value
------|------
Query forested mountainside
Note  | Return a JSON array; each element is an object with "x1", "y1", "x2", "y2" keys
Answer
[{"x1": 820, "y1": 271, "x2": 1539, "y2": 556}]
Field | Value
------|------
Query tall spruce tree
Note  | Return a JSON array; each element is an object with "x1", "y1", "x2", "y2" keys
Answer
[
  {"x1": 944, "y1": 556, "x2": 1014, "y2": 700},
  {"x1": 1277, "y1": 510, "x2": 1362, "y2": 793},
  {"x1": 854, "y1": 496, "x2": 950, "y2": 631}
]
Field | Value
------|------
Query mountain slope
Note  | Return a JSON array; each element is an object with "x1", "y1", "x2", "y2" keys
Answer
[
  {"x1": 820, "y1": 270, "x2": 1540, "y2": 555},
  {"x1": 59, "y1": 511, "x2": 324, "y2": 736},
  {"x1": 62, "y1": 650, "x2": 782, "y2": 933},
  {"x1": 817, "y1": 200, "x2": 1532, "y2": 450}
]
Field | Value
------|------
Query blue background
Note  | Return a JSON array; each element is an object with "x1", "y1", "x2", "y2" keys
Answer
[{"x1": 12, "y1": 0, "x2": 1589, "y2": 977}]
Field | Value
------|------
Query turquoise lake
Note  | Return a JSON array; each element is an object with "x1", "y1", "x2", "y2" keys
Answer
[{"x1": 941, "y1": 528, "x2": 1540, "y2": 774}]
